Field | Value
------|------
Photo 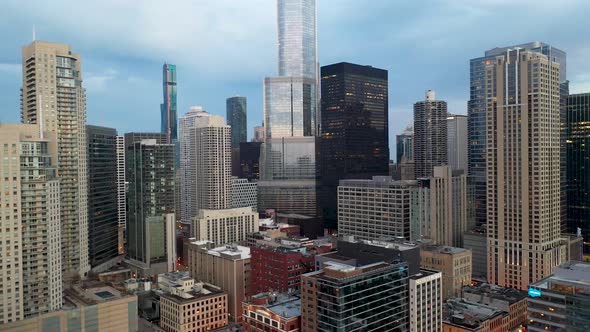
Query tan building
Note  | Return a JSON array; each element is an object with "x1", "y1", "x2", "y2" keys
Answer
[
  {"x1": 443, "y1": 299, "x2": 509, "y2": 332},
  {"x1": 0, "y1": 282, "x2": 138, "y2": 332},
  {"x1": 160, "y1": 284, "x2": 228, "y2": 332},
  {"x1": 485, "y1": 49, "x2": 567, "y2": 290},
  {"x1": 186, "y1": 240, "x2": 251, "y2": 322},
  {"x1": 420, "y1": 245, "x2": 472, "y2": 300},
  {"x1": 21, "y1": 41, "x2": 90, "y2": 278},
  {"x1": 462, "y1": 282, "x2": 527, "y2": 330},
  {"x1": 192, "y1": 207, "x2": 258, "y2": 246}
]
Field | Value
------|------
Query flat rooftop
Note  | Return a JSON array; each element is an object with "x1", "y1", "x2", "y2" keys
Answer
[
  {"x1": 463, "y1": 282, "x2": 527, "y2": 304},
  {"x1": 190, "y1": 240, "x2": 251, "y2": 259},
  {"x1": 161, "y1": 285, "x2": 225, "y2": 304},
  {"x1": 63, "y1": 281, "x2": 129, "y2": 307},
  {"x1": 409, "y1": 268, "x2": 441, "y2": 280},
  {"x1": 443, "y1": 299, "x2": 506, "y2": 329},
  {"x1": 247, "y1": 293, "x2": 301, "y2": 319},
  {"x1": 532, "y1": 261, "x2": 590, "y2": 295},
  {"x1": 421, "y1": 244, "x2": 469, "y2": 255}
]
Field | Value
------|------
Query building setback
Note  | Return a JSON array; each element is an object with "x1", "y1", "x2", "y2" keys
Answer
[{"x1": 413, "y1": 90, "x2": 448, "y2": 178}]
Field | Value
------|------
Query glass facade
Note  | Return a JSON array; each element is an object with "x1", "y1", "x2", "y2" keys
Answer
[
  {"x1": 278, "y1": 0, "x2": 316, "y2": 79},
  {"x1": 161, "y1": 63, "x2": 178, "y2": 143},
  {"x1": 566, "y1": 93, "x2": 590, "y2": 250},
  {"x1": 226, "y1": 96, "x2": 247, "y2": 149},
  {"x1": 396, "y1": 131, "x2": 414, "y2": 164},
  {"x1": 239, "y1": 141, "x2": 262, "y2": 180}
]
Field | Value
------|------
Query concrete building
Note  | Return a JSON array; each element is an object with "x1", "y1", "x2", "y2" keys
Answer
[
  {"x1": 116, "y1": 135, "x2": 126, "y2": 254},
  {"x1": 442, "y1": 299, "x2": 509, "y2": 332},
  {"x1": 192, "y1": 207, "x2": 258, "y2": 246},
  {"x1": 186, "y1": 240, "x2": 251, "y2": 322},
  {"x1": 447, "y1": 114, "x2": 468, "y2": 172},
  {"x1": 462, "y1": 282, "x2": 528, "y2": 331},
  {"x1": 414, "y1": 90, "x2": 448, "y2": 178},
  {"x1": 411, "y1": 166, "x2": 468, "y2": 247},
  {"x1": 231, "y1": 177, "x2": 257, "y2": 210},
  {"x1": 463, "y1": 226, "x2": 487, "y2": 280},
  {"x1": 409, "y1": 269, "x2": 443, "y2": 332},
  {"x1": 21, "y1": 40, "x2": 90, "y2": 277},
  {"x1": 485, "y1": 49, "x2": 568, "y2": 290},
  {"x1": 528, "y1": 261, "x2": 590, "y2": 331},
  {"x1": 301, "y1": 262, "x2": 409, "y2": 331},
  {"x1": 338, "y1": 176, "x2": 417, "y2": 241},
  {"x1": 242, "y1": 292, "x2": 301, "y2": 332},
  {"x1": 420, "y1": 245, "x2": 472, "y2": 300},
  {"x1": 0, "y1": 282, "x2": 138, "y2": 332},
  {"x1": 159, "y1": 282, "x2": 228, "y2": 332},
  {"x1": 0, "y1": 124, "x2": 62, "y2": 322}
]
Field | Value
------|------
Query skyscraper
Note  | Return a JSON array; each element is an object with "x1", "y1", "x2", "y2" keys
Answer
[
  {"x1": 116, "y1": 135, "x2": 126, "y2": 254},
  {"x1": 253, "y1": 125, "x2": 265, "y2": 143},
  {"x1": 226, "y1": 96, "x2": 247, "y2": 148},
  {"x1": 87, "y1": 125, "x2": 119, "y2": 269},
  {"x1": 446, "y1": 114, "x2": 468, "y2": 172},
  {"x1": 485, "y1": 49, "x2": 566, "y2": 290},
  {"x1": 396, "y1": 126, "x2": 414, "y2": 164},
  {"x1": 0, "y1": 124, "x2": 62, "y2": 322},
  {"x1": 414, "y1": 90, "x2": 447, "y2": 178},
  {"x1": 566, "y1": 93, "x2": 590, "y2": 250},
  {"x1": 238, "y1": 141, "x2": 262, "y2": 180},
  {"x1": 319, "y1": 62, "x2": 389, "y2": 230},
  {"x1": 126, "y1": 137, "x2": 176, "y2": 276},
  {"x1": 277, "y1": 0, "x2": 317, "y2": 79},
  {"x1": 21, "y1": 41, "x2": 90, "y2": 277},
  {"x1": 468, "y1": 42, "x2": 567, "y2": 226},
  {"x1": 161, "y1": 63, "x2": 178, "y2": 144}
]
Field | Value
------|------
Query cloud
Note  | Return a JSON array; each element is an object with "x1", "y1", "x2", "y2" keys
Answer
[
  {"x1": 0, "y1": 63, "x2": 20, "y2": 75},
  {"x1": 85, "y1": 68, "x2": 118, "y2": 92}
]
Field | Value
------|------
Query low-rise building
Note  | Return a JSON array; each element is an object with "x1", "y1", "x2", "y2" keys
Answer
[
  {"x1": 409, "y1": 269, "x2": 443, "y2": 332},
  {"x1": 462, "y1": 282, "x2": 527, "y2": 330},
  {"x1": 242, "y1": 292, "x2": 301, "y2": 332},
  {"x1": 420, "y1": 245, "x2": 472, "y2": 300},
  {"x1": 250, "y1": 245, "x2": 315, "y2": 294},
  {"x1": 442, "y1": 299, "x2": 509, "y2": 332}
]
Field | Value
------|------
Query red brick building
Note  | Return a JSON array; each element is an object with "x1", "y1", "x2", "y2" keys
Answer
[
  {"x1": 250, "y1": 246, "x2": 315, "y2": 294},
  {"x1": 242, "y1": 292, "x2": 301, "y2": 332}
]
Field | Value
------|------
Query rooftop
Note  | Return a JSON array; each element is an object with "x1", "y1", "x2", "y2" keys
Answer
[
  {"x1": 190, "y1": 240, "x2": 251, "y2": 259},
  {"x1": 161, "y1": 284, "x2": 226, "y2": 304},
  {"x1": 421, "y1": 244, "x2": 469, "y2": 255},
  {"x1": 63, "y1": 281, "x2": 129, "y2": 307},
  {"x1": 339, "y1": 176, "x2": 418, "y2": 188},
  {"x1": 443, "y1": 299, "x2": 507, "y2": 330},
  {"x1": 409, "y1": 268, "x2": 441, "y2": 280},
  {"x1": 306, "y1": 261, "x2": 401, "y2": 282},
  {"x1": 245, "y1": 293, "x2": 301, "y2": 319},
  {"x1": 340, "y1": 235, "x2": 419, "y2": 251},
  {"x1": 463, "y1": 282, "x2": 527, "y2": 304},
  {"x1": 532, "y1": 261, "x2": 590, "y2": 295}
]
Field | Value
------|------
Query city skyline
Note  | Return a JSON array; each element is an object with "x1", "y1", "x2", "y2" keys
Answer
[{"x1": 1, "y1": 1, "x2": 589, "y2": 158}]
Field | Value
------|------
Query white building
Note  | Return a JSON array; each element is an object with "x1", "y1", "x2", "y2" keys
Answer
[
  {"x1": 192, "y1": 207, "x2": 259, "y2": 246},
  {"x1": 231, "y1": 176, "x2": 257, "y2": 210},
  {"x1": 446, "y1": 114, "x2": 468, "y2": 172},
  {"x1": 409, "y1": 269, "x2": 442, "y2": 332}
]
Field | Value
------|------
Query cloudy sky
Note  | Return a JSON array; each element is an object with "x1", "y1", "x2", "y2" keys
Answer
[{"x1": 0, "y1": 0, "x2": 589, "y2": 156}]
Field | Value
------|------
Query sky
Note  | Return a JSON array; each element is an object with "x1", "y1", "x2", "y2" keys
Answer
[{"x1": 0, "y1": 0, "x2": 589, "y2": 158}]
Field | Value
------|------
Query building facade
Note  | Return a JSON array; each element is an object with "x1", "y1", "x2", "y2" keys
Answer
[
  {"x1": 192, "y1": 207, "x2": 258, "y2": 246},
  {"x1": 239, "y1": 142, "x2": 262, "y2": 181},
  {"x1": 231, "y1": 177, "x2": 257, "y2": 210},
  {"x1": 462, "y1": 282, "x2": 528, "y2": 330},
  {"x1": 396, "y1": 127, "x2": 414, "y2": 164},
  {"x1": 409, "y1": 269, "x2": 442, "y2": 332},
  {"x1": 242, "y1": 293, "x2": 301, "y2": 332},
  {"x1": 420, "y1": 245, "x2": 472, "y2": 300},
  {"x1": 21, "y1": 41, "x2": 90, "y2": 277},
  {"x1": 566, "y1": 93, "x2": 590, "y2": 250},
  {"x1": 319, "y1": 62, "x2": 389, "y2": 230},
  {"x1": 447, "y1": 114, "x2": 468, "y2": 172},
  {"x1": 463, "y1": 226, "x2": 487, "y2": 280},
  {"x1": 414, "y1": 90, "x2": 448, "y2": 178},
  {"x1": 250, "y1": 246, "x2": 315, "y2": 294},
  {"x1": 301, "y1": 262, "x2": 409, "y2": 331},
  {"x1": 116, "y1": 135, "x2": 126, "y2": 233},
  {"x1": 161, "y1": 63, "x2": 178, "y2": 143},
  {"x1": 338, "y1": 177, "x2": 416, "y2": 241},
  {"x1": 227, "y1": 96, "x2": 247, "y2": 149},
  {"x1": 87, "y1": 125, "x2": 119, "y2": 268}
]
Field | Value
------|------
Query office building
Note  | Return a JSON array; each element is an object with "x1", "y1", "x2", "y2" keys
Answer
[
  {"x1": 485, "y1": 49, "x2": 567, "y2": 290},
  {"x1": 161, "y1": 63, "x2": 178, "y2": 143},
  {"x1": 126, "y1": 138, "x2": 176, "y2": 276},
  {"x1": 160, "y1": 282, "x2": 228, "y2": 332},
  {"x1": 410, "y1": 166, "x2": 468, "y2": 247},
  {"x1": 566, "y1": 93, "x2": 590, "y2": 250},
  {"x1": 0, "y1": 124, "x2": 62, "y2": 322},
  {"x1": 319, "y1": 62, "x2": 389, "y2": 230},
  {"x1": 528, "y1": 261, "x2": 590, "y2": 331},
  {"x1": 442, "y1": 299, "x2": 509, "y2": 332},
  {"x1": 277, "y1": 0, "x2": 317, "y2": 79},
  {"x1": 116, "y1": 136, "x2": 126, "y2": 254},
  {"x1": 242, "y1": 292, "x2": 301, "y2": 332},
  {"x1": 186, "y1": 240, "x2": 251, "y2": 321},
  {"x1": 21, "y1": 41, "x2": 90, "y2": 277},
  {"x1": 231, "y1": 177, "x2": 257, "y2": 210},
  {"x1": 463, "y1": 226, "x2": 487, "y2": 279},
  {"x1": 124, "y1": 132, "x2": 167, "y2": 147},
  {"x1": 192, "y1": 207, "x2": 258, "y2": 246},
  {"x1": 469, "y1": 42, "x2": 567, "y2": 227},
  {"x1": 86, "y1": 125, "x2": 119, "y2": 269},
  {"x1": 463, "y1": 282, "x2": 528, "y2": 330},
  {"x1": 1, "y1": 282, "x2": 138, "y2": 332},
  {"x1": 409, "y1": 269, "x2": 442, "y2": 332},
  {"x1": 227, "y1": 96, "x2": 247, "y2": 148},
  {"x1": 414, "y1": 90, "x2": 448, "y2": 178},
  {"x1": 447, "y1": 114, "x2": 468, "y2": 172},
  {"x1": 420, "y1": 245, "x2": 471, "y2": 300},
  {"x1": 301, "y1": 262, "x2": 409, "y2": 331},
  {"x1": 396, "y1": 126, "x2": 414, "y2": 164},
  {"x1": 253, "y1": 125, "x2": 265, "y2": 143},
  {"x1": 239, "y1": 141, "x2": 262, "y2": 180},
  {"x1": 338, "y1": 176, "x2": 417, "y2": 241}
]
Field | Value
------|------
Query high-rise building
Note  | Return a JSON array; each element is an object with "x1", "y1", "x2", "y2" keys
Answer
[
  {"x1": 469, "y1": 42, "x2": 567, "y2": 227},
  {"x1": 528, "y1": 261, "x2": 590, "y2": 331},
  {"x1": 0, "y1": 124, "x2": 62, "y2": 322},
  {"x1": 485, "y1": 49, "x2": 567, "y2": 290},
  {"x1": 192, "y1": 207, "x2": 259, "y2": 246},
  {"x1": 126, "y1": 138, "x2": 176, "y2": 276},
  {"x1": 226, "y1": 96, "x2": 247, "y2": 148},
  {"x1": 116, "y1": 135, "x2": 126, "y2": 254},
  {"x1": 410, "y1": 166, "x2": 468, "y2": 247},
  {"x1": 414, "y1": 90, "x2": 448, "y2": 178},
  {"x1": 277, "y1": 0, "x2": 317, "y2": 79},
  {"x1": 409, "y1": 269, "x2": 442, "y2": 332},
  {"x1": 338, "y1": 176, "x2": 416, "y2": 241},
  {"x1": 301, "y1": 262, "x2": 409, "y2": 331},
  {"x1": 566, "y1": 93, "x2": 590, "y2": 250},
  {"x1": 161, "y1": 63, "x2": 178, "y2": 143},
  {"x1": 231, "y1": 177, "x2": 257, "y2": 210},
  {"x1": 86, "y1": 125, "x2": 119, "y2": 270},
  {"x1": 238, "y1": 141, "x2": 261, "y2": 180},
  {"x1": 21, "y1": 41, "x2": 90, "y2": 277},
  {"x1": 396, "y1": 126, "x2": 414, "y2": 164},
  {"x1": 319, "y1": 62, "x2": 389, "y2": 230},
  {"x1": 419, "y1": 245, "x2": 472, "y2": 300},
  {"x1": 253, "y1": 125, "x2": 265, "y2": 143},
  {"x1": 446, "y1": 114, "x2": 468, "y2": 172},
  {"x1": 463, "y1": 226, "x2": 487, "y2": 280}
]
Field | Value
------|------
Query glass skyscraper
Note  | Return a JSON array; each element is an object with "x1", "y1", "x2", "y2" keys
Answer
[
  {"x1": 161, "y1": 63, "x2": 178, "y2": 143},
  {"x1": 226, "y1": 96, "x2": 247, "y2": 148},
  {"x1": 278, "y1": 0, "x2": 317, "y2": 79}
]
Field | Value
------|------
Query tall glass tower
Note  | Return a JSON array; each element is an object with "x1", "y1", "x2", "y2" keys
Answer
[
  {"x1": 278, "y1": 0, "x2": 317, "y2": 79},
  {"x1": 161, "y1": 63, "x2": 178, "y2": 143}
]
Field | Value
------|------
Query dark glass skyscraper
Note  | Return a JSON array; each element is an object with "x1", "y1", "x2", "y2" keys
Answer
[
  {"x1": 87, "y1": 125, "x2": 119, "y2": 268},
  {"x1": 319, "y1": 62, "x2": 389, "y2": 230},
  {"x1": 161, "y1": 63, "x2": 178, "y2": 143},
  {"x1": 567, "y1": 93, "x2": 590, "y2": 250},
  {"x1": 239, "y1": 141, "x2": 262, "y2": 180},
  {"x1": 414, "y1": 90, "x2": 447, "y2": 178},
  {"x1": 226, "y1": 96, "x2": 247, "y2": 148}
]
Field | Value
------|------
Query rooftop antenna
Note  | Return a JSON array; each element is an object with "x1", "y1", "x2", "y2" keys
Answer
[{"x1": 32, "y1": 24, "x2": 36, "y2": 41}]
